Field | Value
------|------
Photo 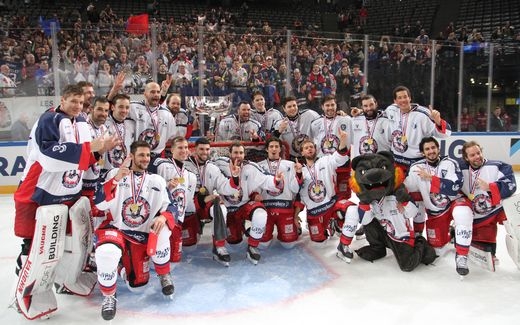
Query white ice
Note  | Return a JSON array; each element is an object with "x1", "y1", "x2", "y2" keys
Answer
[{"x1": 1, "y1": 184, "x2": 520, "y2": 324}]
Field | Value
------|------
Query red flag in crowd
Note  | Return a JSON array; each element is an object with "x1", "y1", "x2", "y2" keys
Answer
[{"x1": 126, "y1": 14, "x2": 149, "y2": 35}]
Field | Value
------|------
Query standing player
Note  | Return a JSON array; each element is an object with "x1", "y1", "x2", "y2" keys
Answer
[
  {"x1": 93, "y1": 141, "x2": 178, "y2": 320},
  {"x1": 128, "y1": 82, "x2": 177, "y2": 163},
  {"x1": 404, "y1": 137, "x2": 473, "y2": 276},
  {"x1": 349, "y1": 94, "x2": 390, "y2": 159},
  {"x1": 460, "y1": 140, "x2": 517, "y2": 267},
  {"x1": 211, "y1": 142, "x2": 285, "y2": 264},
  {"x1": 216, "y1": 101, "x2": 264, "y2": 141},
  {"x1": 273, "y1": 96, "x2": 320, "y2": 159},
  {"x1": 250, "y1": 91, "x2": 283, "y2": 137},
  {"x1": 102, "y1": 93, "x2": 133, "y2": 173},
  {"x1": 295, "y1": 127, "x2": 350, "y2": 243},
  {"x1": 13, "y1": 84, "x2": 118, "y2": 320},
  {"x1": 257, "y1": 137, "x2": 302, "y2": 248},
  {"x1": 384, "y1": 85, "x2": 451, "y2": 169}
]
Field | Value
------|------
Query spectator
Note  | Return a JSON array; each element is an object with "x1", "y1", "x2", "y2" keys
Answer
[
  {"x1": 0, "y1": 64, "x2": 16, "y2": 97},
  {"x1": 490, "y1": 106, "x2": 505, "y2": 131}
]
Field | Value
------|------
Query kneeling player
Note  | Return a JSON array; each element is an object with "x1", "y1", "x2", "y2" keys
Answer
[{"x1": 94, "y1": 141, "x2": 179, "y2": 320}]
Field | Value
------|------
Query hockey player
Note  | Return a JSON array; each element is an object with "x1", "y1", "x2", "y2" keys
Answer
[
  {"x1": 93, "y1": 141, "x2": 179, "y2": 320},
  {"x1": 250, "y1": 90, "x2": 283, "y2": 137},
  {"x1": 211, "y1": 141, "x2": 285, "y2": 264},
  {"x1": 384, "y1": 85, "x2": 451, "y2": 169},
  {"x1": 101, "y1": 93, "x2": 133, "y2": 173},
  {"x1": 404, "y1": 137, "x2": 473, "y2": 276},
  {"x1": 216, "y1": 101, "x2": 264, "y2": 141},
  {"x1": 164, "y1": 93, "x2": 192, "y2": 139},
  {"x1": 295, "y1": 127, "x2": 350, "y2": 243},
  {"x1": 309, "y1": 95, "x2": 352, "y2": 200},
  {"x1": 13, "y1": 84, "x2": 119, "y2": 320},
  {"x1": 149, "y1": 136, "x2": 197, "y2": 263},
  {"x1": 257, "y1": 137, "x2": 302, "y2": 248},
  {"x1": 183, "y1": 137, "x2": 241, "y2": 266},
  {"x1": 460, "y1": 140, "x2": 517, "y2": 268},
  {"x1": 128, "y1": 82, "x2": 177, "y2": 164},
  {"x1": 349, "y1": 94, "x2": 390, "y2": 159},
  {"x1": 272, "y1": 96, "x2": 320, "y2": 159}
]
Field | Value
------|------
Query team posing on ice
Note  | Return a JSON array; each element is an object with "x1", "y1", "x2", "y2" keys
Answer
[{"x1": 11, "y1": 81, "x2": 518, "y2": 321}]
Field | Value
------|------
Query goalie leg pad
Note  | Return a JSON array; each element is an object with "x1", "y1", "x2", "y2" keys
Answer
[
  {"x1": 16, "y1": 204, "x2": 68, "y2": 320},
  {"x1": 55, "y1": 197, "x2": 96, "y2": 296},
  {"x1": 505, "y1": 220, "x2": 520, "y2": 269}
]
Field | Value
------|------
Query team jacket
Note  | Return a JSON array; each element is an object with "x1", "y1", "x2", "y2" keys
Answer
[
  {"x1": 15, "y1": 107, "x2": 95, "y2": 205},
  {"x1": 250, "y1": 108, "x2": 283, "y2": 136},
  {"x1": 215, "y1": 115, "x2": 264, "y2": 141}
]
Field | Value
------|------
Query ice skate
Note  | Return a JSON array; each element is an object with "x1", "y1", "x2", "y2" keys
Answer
[
  {"x1": 158, "y1": 273, "x2": 175, "y2": 297},
  {"x1": 101, "y1": 294, "x2": 117, "y2": 321},
  {"x1": 212, "y1": 246, "x2": 231, "y2": 267},
  {"x1": 336, "y1": 242, "x2": 354, "y2": 263},
  {"x1": 455, "y1": 253, "x2": 469, "y2": 277},
  {"x1": 246, "y1": 245, "x2": 261, "y2": 265}
]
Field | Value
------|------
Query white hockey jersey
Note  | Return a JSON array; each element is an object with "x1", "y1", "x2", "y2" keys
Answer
[
  {"x1": 15, "y1": 107, "x2": 95, "y2": 205},
  {"x1": 82, "y1": 121, "x2": 107, "y2": 191},
  {"x1": 102, "y1": 114, "x2": 135, "y2": 170},
  {"x1": 150, "y1": 158, "x2": 197, "y2": 223},
  {"x1": 350, "y1": 112, "x2": 391, "y2": 159},
  {"x1": 384, "y1": 103, "x2": 451, "y2": 166},
  {"x1": 210, "y1": 157, "x2": 283, "y2": 212},
  {"x1": 405, "y1": 156, "x2": 464, "y2": 215},
  {"x1": 310, "y1": 115, "x2": 352, "y2": 157},
  {"x1": 460, "y1": 159, "x2": 517, "y2": 221},
  {"x1": 299, "y1": 151, "x2": 349, "y2": 216},
  {"x1": 257, "y1": 158, "x2": 300, "y2": 209},
  {"x1": 128, "y1": 100, "x2": 177, "y2": 156},
  {"x1": 273, "y1": 109, "x2": 320, "y2": 158},
  {"x1": 95, "y1": 169, "x2": 176, "y2": 235},
  {"x1": 250, "y1": 108, "x2": 283, "y2": 135},
  {"x1": 215, "y1": 114, "x2": 264, "y2": 141}
]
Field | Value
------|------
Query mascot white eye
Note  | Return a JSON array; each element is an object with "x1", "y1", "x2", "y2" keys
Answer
[
  {"x1": 361, "y1": 169, "x2": 366, "y2": 175},
  {"x1": 381, "y1": 165, "x2": 387, "y2": 170}
]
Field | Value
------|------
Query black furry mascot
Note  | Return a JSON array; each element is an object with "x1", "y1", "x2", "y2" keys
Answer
[{"x1": 349, "y1": 151, "x2": 437, "y2": 271}]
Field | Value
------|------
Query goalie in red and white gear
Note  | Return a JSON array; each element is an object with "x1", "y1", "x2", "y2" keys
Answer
[
  {"x1": 258, "y1": 137, "x2": 302, "y2": 249},
  {"x1": 405, "y1": 137, "x2": 473, "y2": 276},
  {"x1": 93, "y1": 141, "x2": 179, "y2": 321},
  {"x1": 12, "y1": 85, "x2": 119, "y2": 320}
]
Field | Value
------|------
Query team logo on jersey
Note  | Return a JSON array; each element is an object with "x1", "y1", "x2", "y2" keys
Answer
[
  {"x1": 308, "y1": 180, "x2": 326, "y2": 203},
  {"x1": 62, "y1": 170, "x2": 81, "y2": 188},
  {"x1": 430, "y1": 193, "x2": 449, "y2": 209},
  {"x1": 472, "y1": 194, "x2": 493, "y2": 214},
  {"x1": 122, "y1": 197, "x2": 150, "y2": 228},
  {"x1": 359, "y1": 136, "x2": 378, "y2": 155},
  {"x1": 108, "y1": 146, "x2": 125, "y2": 167},
  {"x1": 170, "y1": 188, "x2": 186, "y2": 217},
  {"x1": 139, "y1": 129, "x2": 159, "y2": 149},
  {"x1": 321, "y1": 135, "x2": 339, "y2": 155},
  {"x1": 224, "y1": 188, "x2": 243, "y2": 204},
  {"x1": 391, "y1": 130, "x2": 408, "y2": 153},
  {"x1": 292, "y1": 134, "x2": 309, "y2": 154}
]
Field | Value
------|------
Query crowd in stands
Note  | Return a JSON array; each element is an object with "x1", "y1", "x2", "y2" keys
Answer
[{"x1": 0, "y1": 1, "x2": 519, "y2": 131}]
